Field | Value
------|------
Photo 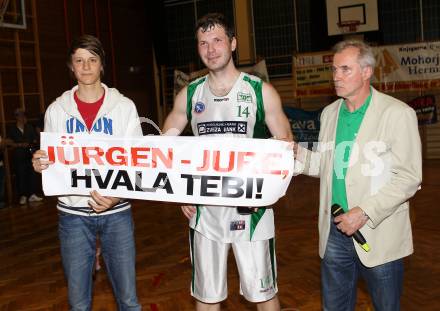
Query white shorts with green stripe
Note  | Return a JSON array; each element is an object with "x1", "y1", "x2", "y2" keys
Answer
[{"x1": 189, "y1": 229, "x2": 278, "y2": 303}]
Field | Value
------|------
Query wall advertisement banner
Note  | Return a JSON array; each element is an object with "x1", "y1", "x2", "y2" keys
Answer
[
  {"x1": 408, "y1": 95, "x2": 438, "y2": 125},
  {"x1": 293, "y1": 41, "x2": 440, "y2": 97}
]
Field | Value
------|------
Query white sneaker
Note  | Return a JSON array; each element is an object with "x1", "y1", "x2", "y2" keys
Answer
[
  {"x1": 28, "y1": 194, "x2": 43, "y2": 202},
  {"x1": 19, "y1": 196, "x2": 27, "y2": 205}
]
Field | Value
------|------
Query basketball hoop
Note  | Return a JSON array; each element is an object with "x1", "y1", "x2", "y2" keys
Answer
[
  {"x1": 337, "y1": 20, "x2": 361, "y2": 33},
  {"x1": 0, "y1": 0, "x2": 26, "y2": 29},
  {"x1": 0, "y1": 0, "x2": 10, "y2": 24}
]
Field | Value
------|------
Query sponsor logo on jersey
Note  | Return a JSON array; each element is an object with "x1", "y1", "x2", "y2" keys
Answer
[
  {"x1": 213, "y1": 97, "x2": 229, "y2": 102},
  {"x1": 230, "y1": 220, "x2": 245, "y2": 231},
  {"x1": 194, "y1": 102, "x2": 205, "y2": 114},
  {"x1": 237, "y1": 92, "x2": 252, "y2": 103},
  {"x1": 66, "y1": 117, "x2": 113, "y2": 135},
  {"x1": 197, "y1": 121, "x2": 247, "y2": 135}
]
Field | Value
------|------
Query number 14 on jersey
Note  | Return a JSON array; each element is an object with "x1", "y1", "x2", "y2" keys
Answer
[{"x1": 237, "y1": 105, "x2": 250, "y2": 118}]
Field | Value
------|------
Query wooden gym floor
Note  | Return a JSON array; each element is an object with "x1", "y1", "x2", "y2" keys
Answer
[{"x1": 0, "y1": 160, "x2": 438, "y2": 310}]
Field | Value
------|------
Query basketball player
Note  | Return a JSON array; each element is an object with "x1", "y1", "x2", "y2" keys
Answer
[{"x1": 162, "y1": 13, "x2": 292, "y2": 311}]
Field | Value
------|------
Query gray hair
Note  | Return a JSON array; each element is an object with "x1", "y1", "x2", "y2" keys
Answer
[{"x1": 333, "y1": 40, "x2": 376, "y2": 69}]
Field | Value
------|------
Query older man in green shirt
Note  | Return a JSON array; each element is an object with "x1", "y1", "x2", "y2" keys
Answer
[{"x1": 296, "y1": 40, "x2": 422, "y2": 311}]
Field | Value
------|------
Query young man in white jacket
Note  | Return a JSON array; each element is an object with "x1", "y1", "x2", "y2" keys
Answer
[{"x1": 32, "y1": 35, "x2": 142, "y2": 311}]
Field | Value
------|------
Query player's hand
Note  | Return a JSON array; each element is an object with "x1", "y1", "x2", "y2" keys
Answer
[
  {"x1": 32, "y1": 150, "x2": 53, "y2": 173},
  {"x1": 181, "y1": 205, "x2": 196, "y2": 219},
  {"x1": 287, "y1": 141, "x2": 298, "y2": 156},
  {"x1": 89, "y1": 190, "x2": 120, "y2": 213},
  {"x1": 272, "y1": 136, "x2": 296, "y2": 156},
  {"x1": 334, "y1": 206, "x2": 368, "y2": 236}
]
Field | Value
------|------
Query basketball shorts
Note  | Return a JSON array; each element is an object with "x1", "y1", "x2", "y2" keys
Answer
[{"x1": 189, "y1": 229, "x2": 278, "y2": 303}]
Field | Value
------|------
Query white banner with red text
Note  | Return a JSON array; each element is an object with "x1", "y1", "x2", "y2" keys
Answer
[{"x1": 41, "y1": 133, "x2": 294, "y2": 206}]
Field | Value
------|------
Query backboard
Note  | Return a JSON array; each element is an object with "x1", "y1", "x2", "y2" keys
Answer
[
  {"x1": 0, "y1": 0, "x2": 26, "y2": 29},
  {"x1": 326, "y1": 0, "x2": 378, "y2": 36}
]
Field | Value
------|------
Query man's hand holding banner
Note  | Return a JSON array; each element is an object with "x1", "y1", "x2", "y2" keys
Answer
[{"x1": 41, "y1": 133, "x2": 294, "y2": 206}]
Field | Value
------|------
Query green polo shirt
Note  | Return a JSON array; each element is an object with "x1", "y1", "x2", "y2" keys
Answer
[{"x1": 331, "y1": 91, "x2": 372, "y2": 212}]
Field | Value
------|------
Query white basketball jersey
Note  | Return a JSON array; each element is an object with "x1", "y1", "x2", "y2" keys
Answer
[{"x1": 186, "y1": 72, "x2": 274, "y2": 242}]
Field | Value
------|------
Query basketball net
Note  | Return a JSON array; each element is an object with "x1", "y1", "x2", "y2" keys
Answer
[{"x1": 337, "y1": 20, "x2": 361, "y2": 34}]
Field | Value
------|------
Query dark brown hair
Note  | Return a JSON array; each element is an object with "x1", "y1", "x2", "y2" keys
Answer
[
  {"x1": 195, "y1": 13, "x2": 235, "y2": 41},
  {"x1": 67, "y1": 34, "x2": 106, "y2": 73}
]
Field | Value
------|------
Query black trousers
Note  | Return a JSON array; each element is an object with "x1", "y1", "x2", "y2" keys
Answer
[{"x1": 13, "y1": 153, "x2": 36, "y2": 197}]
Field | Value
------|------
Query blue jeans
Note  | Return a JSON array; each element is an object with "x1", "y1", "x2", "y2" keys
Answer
[
  {"x1": 321, "y1": 222, "x2": 403, "y2": 311},
  {"x1": 58, "y1": 209, "x2": 141, "y2": 311}
]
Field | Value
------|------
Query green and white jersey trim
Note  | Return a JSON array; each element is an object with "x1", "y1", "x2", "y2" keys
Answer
[
  {"x1": 187, "y1": 72, "x2": 266, "y2": 139},
  {"x1": 187, "y1": 72, "x2": 274, "y2": 242}
]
